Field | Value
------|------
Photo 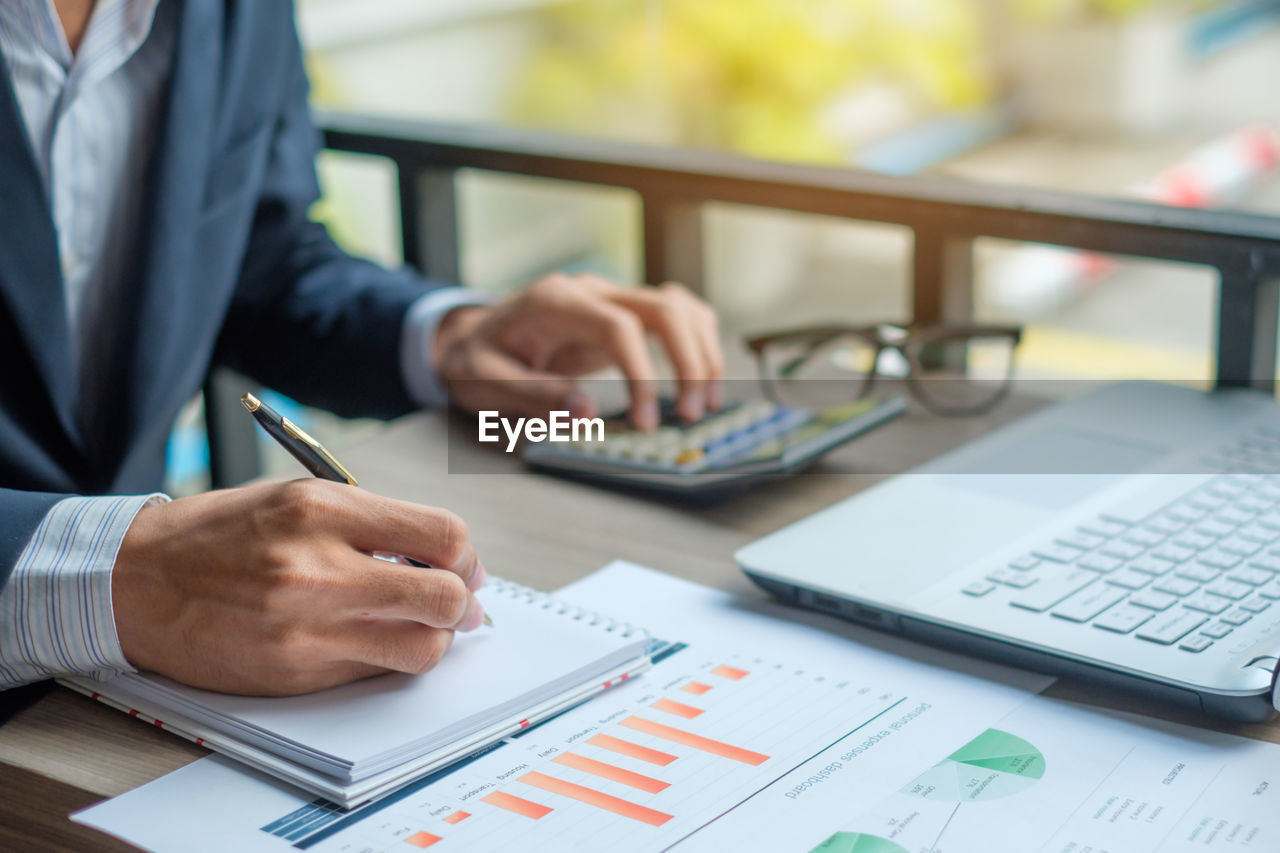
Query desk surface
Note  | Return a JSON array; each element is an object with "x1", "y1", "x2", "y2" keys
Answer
[{"x1": 6, "y1": 394, "x2": 1280, "y2": 851}]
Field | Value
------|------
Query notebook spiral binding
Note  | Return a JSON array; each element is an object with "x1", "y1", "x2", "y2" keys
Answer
[{"x1": 488, "y1": 577, "x2": 648, "y2": 639}]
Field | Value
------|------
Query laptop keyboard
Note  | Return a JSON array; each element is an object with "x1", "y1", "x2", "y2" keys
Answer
[{"x1": 962, "y1": 425, "x2": 1280, "y2": 655}]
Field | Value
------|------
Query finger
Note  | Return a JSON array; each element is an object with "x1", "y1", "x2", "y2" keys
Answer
[
  {"x1": 454, "y1": 343, "x2": 594, "y2": 421},
  {"x1": 611, "y1": 283, "x2": 709, "y2": 422},
  {"x1": 286, "y1": 481, "x2": 481, "y2": 586},
  {"x1": 567, "y1": 294, "x2": 660, "y2": 430},
  {"x1": 339, "y1": 559, "x2": 487, "y2": 630},
  {"x1": 344, "y1": 620, "x2": 457, "y2": 675}
]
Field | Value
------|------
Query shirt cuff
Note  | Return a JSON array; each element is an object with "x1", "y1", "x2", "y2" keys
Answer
[
  {"x1": 399, "y1": 287, "x2": 494, "y2": 410},
  {"x1": 0, "y1": 493, "x2": 168, "y2": 689}
]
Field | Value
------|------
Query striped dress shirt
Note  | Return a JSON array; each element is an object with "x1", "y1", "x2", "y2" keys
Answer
[{"x1": 0, "y1": 0, "x2": 480, "y2": 689}]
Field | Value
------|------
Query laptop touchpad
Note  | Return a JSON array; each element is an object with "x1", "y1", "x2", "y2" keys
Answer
[{"x1": 942, "y1": 428, "x2": 1166, "y2": 511}]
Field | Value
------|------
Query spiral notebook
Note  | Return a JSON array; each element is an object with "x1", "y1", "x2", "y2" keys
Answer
[{"x1": 59, "y1": 578, "x2": 654, "y2": 807}]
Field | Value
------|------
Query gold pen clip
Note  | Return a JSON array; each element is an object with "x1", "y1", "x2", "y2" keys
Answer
[{"x1": 281, "y1": 417, "x2": 359, "y2": 487}]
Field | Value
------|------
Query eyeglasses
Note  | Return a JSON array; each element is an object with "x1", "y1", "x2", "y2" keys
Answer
[{"x1": 745, "y1": 323, "x2": 1023, "y2": 416}]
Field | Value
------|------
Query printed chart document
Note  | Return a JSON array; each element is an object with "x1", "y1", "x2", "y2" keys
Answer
[
  {"x1": 808, "y1": 695, "x2": 1280, "y2": 853},
  {"x1": 74, "y1": 561, "x2": 1048, "y2": 852}
]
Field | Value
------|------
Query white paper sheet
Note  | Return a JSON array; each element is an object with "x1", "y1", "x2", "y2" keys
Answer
[{"x1": 75, "y1": 561, "x2": 1052, "y2": 852}]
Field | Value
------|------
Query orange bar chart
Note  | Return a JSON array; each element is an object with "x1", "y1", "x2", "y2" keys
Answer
[
  {"x1": 443, "y1": 811, "x2": 470, "y2": 825},
  {"x1": 651, "y1": 698, "x2": 704, "y2": 719},
  {"x1": 587, "y1": 733, "x2": 677, "y2": 766},
  {"x1": 620, "y1": 716, "x2": 770, "y2": 766},
  {"x1": 481, "y1": 790, "x2": 553, "y2": 820},
  {"x1": 553, "y1": 752, "x2": 670, "y2": 794},
  {"x1": 406, "y1": 831, "x2": 442, "y2": 848},
  {"x1": 711, "y1": 664, "x2": 749, "y2": 680},
  {"x1": 518, "y1": 771, "x2": 674, "y2": 827},
  {"x1": 682, "y1": 681, "x2": 712, "y2": 695}
]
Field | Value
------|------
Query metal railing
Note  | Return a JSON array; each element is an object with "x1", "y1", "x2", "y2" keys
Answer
[{"x1": 204, "y1": 111, "x2": 1280, "y2": 487}]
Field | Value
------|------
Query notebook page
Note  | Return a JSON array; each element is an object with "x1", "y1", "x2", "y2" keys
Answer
[{"x1": 124, "y1": 582, "x2": 645, "y2": 769}]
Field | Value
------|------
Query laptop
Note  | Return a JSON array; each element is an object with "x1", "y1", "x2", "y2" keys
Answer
[{"x1": 735, "y1": 381, "x2": 1280, "y2": 722}]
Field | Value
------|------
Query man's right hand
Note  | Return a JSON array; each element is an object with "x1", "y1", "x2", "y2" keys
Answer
[{"x1": 113, "y1": 479, "x2": 486, "y2": 696}]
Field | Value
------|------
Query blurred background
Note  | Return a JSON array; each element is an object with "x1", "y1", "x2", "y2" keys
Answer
[{"x1": 168, "y1": 0, "x2": 1280, "y2": 491}]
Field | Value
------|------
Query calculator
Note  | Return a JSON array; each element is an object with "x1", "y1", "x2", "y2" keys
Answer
[{"x1": 522, "y1": 396, "x2": 907, "y2": 498}]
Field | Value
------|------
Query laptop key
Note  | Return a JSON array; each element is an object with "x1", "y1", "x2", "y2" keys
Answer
[
  {"x1": 1123, "y1": 528, "x2": 1165, "y2": 548},
  {"x1": 1032, "y1": 544, "x2": 1084, "y2": 564},
  {"x1": 1259, "y1": 580, "x2": 1280, "y2": 601},
  {"x1": 1155, "y1": 576, "x2": 1200, "y2": 597},
  {"x1": 1136, "y1": 610, "x2": 1207, "y2": 645},
  {"x1": 1056, "y1": 531, "x2": 1105, "y2": 551},
  {"x1": 1182, "y1": 592, "x2": 1230, "y2": 615},
  {"x1": 1218, "y1": 537, "x2": 1262, "y2": 557},
  {"x1": 1052, "y1": 585, "x2": 1127, "y2": 623},
  {"x1": 1194, "y1": 519, "x2": 1236, "y2": 538},
  {"x1": 1172, "y1": 531, "x2": 1215, "y2": 551},
  {"x1": 1228, "y1": 568, "x2": 1273, "y2": 587},
  {"x1": 1146, "y1": 516, "x2": 1186, "y2": 536},
  {"x1": 962, "y1": 581, "x2": 996, "y2": 597},
  {"x1": 1153, "y1": 544, "x2": 1197, "y2": 563},
  {"x1": 1179, "y1": 635, "x2": 1213, "y2": 653},
  {"x1": 1250, "y1": 554, "x2": 1280, "y2": 572},
  {"x1": 1204, "y1": 578, "x2": 1253, "y2": 600},
  {"x1": 987, "y1": 568, "x2": 1037, "y2": 589},
  {"x1": 1077, "y1": 554, "x2": 1123, "y2": 574},
  {"x1": 1167, "y1": 505, "x2": 1208, "y2": 524},
  {"x1": 1129, "y1": 590, "x2": 1178, "y2": 611},
  {"x1": 1010, "y1": 570, "x2": 1097, "y2": 612},
  {"x1": 1197, "y1": 549, "x2": 1242, "y2": 570},
  {"x1": 1093, "y1": 605, "x2": 1153, "y2": 634},
  {"x1": 1128, "y1": 555, "x2": 1175, "y2": 576},
  {"x1": 1216, "y1": 508, "x2": 1254, "y2": 527},
  {"x1": 1201, "y1": 622, "x2": 1233, "y2": 639},
  {"x1": 1237, "y1": 524, "x2": 1279, "y2": 545},
  {"x1": 1239, "y1": 599, "x2": 1271, "y2": 614},
  {"x1": 1220, "y1": 609, "x2": 1253, "y2": 627},
  {"x1": 1175, "y1": 564, "x2": 1219, "y2": 584},
  {"x1": 1010, "y1": 555, "x2": 1040, "y2": 571},
  {"x1": 1101, "y1": 540, "x2": 1145, "y2": 561},
  {"x1": 1106, "y1": 570, "x2": 1151, "y2": 591}
]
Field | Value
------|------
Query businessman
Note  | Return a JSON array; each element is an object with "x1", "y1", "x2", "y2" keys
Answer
[{"x1": 0, "y1": 1, "x2": 723, "y2": 696}]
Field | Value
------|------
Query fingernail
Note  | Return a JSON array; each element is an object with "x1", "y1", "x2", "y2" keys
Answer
[
  {"x1": 468, "y1": 562, "x2": 487, "y2": 592},
  {"x1": 564, "y1": 390, "x2": 596, "y2": 419},
  {"x1": 459, "y1": 597, "x2": 486, "y2": 632},
  {"x1": 635, "y1": 400, "x2": 659, "y2": 432},
  {"x1": 679, "y1": 389, "x2": 706, "y2": 422},
  {"x1": 708, "y1": 380, "x2": 724, "y2": 410}
]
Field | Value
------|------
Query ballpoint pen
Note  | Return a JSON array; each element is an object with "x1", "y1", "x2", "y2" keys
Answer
[{"x1": 240, "y1": 392, "x2": 492, "y2": 626}]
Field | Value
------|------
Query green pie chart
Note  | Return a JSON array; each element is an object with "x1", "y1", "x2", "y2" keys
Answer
[
  {"x1": 901, "y1": 728, "x2": 1045, "y2": 803},
  {"x1": 809, "y1": 832, "x2": 910, "y2": 853}
]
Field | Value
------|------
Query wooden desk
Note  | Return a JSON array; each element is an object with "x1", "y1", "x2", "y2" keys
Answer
[{"x1": 5, "y1": 397, "x2": 1280, "y2": 851}]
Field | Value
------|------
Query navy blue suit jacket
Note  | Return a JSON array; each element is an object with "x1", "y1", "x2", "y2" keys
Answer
[{"x1": 0, "y1": 1, "x2": 446, "y2": 582}]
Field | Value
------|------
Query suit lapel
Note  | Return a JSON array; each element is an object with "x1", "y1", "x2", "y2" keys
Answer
[
  {"x1": 0, "y1": 56, "x2": 80, "y2": 443},
  {"x1": 112, "y1": 0, "x2": 224, "y2": 453}
]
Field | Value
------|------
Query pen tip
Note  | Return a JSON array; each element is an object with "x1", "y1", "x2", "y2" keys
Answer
[
  {"x1": 241, "y1": 392, "x2": 261, "y2": 413},
  {"x1": 483, "y1": 612, "x2": 494, "y2": 627}
]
